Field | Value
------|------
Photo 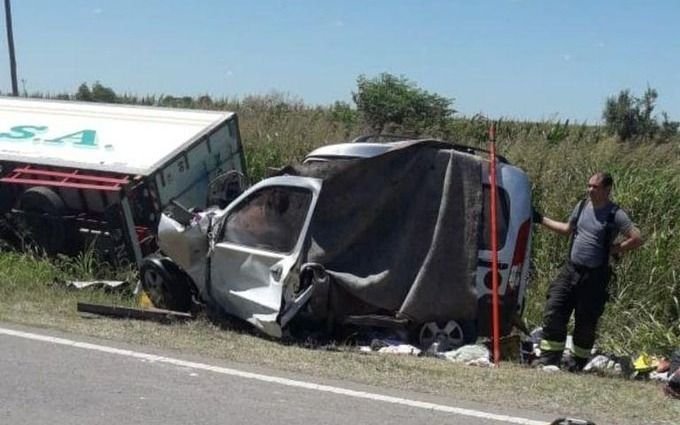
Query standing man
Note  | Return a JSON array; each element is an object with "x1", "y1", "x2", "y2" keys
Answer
[{"x1": 533, "y1": 172, "x2": 643, "y2": 371}]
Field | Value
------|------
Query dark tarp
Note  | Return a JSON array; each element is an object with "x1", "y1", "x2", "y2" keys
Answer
[{"x1": 286, "y1": 140, "x2": 483, "y2": 326}]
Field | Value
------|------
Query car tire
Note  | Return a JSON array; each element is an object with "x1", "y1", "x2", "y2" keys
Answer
[
  {"x1": 414, "y1": 319, "x2": 478, "y2": 350},
  {"x1": 140, "y1": 257, "x2": 193, "y2": 312},
  {"x1": 18, "y1": 186, "x2": 70, "y2": 255}
]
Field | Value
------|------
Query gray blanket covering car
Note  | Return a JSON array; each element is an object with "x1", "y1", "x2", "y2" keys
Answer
[{"x1": 284, "y1": 141, "x2": 483, "y2": 326}]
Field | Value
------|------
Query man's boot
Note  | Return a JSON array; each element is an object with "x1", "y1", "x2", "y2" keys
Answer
[
  {"x1": 532, "y1": 350, "x2": 562, "y2": 368},
  {"x1": 564, "y1": 354, "x2": 589, "y2": 372}
]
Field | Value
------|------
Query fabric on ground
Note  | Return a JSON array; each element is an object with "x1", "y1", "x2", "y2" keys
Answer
[{"x1": 439, "y1": 344, "x2": 490, "y2": 363}]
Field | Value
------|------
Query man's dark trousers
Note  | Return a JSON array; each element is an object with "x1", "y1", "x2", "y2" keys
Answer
[{"x1": 540, "y1": 261, "x2": 610, "y2": 360}]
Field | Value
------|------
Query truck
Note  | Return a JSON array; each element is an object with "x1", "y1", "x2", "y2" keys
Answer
[{"x1": 0, "y1": 97, "x2": 246, "y2": 266}]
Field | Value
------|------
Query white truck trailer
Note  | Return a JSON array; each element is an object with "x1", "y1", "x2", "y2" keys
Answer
[{"x1": 0, "y1": 97, "x2": 246, "y2": 265}]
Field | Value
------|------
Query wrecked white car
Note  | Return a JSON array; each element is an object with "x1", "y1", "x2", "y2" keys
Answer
[{"x1": 141, "y1": 138, "x2": 533, "y2": 346}]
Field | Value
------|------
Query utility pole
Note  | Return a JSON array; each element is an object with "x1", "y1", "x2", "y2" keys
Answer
[{"x1": 4, "y1": 0, "x2": 18, "y2": 96}]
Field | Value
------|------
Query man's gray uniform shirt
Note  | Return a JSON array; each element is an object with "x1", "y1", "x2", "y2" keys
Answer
[{"x1": 569, "y1": 201, "x2": 633, "y2": 268}]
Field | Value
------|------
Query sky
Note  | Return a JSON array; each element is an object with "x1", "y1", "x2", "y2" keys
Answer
[{"x1": 1, "y1": 0, "x2": 679, "y2": 123}]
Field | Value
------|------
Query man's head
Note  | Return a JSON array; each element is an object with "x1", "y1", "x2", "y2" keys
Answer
[{"x1": 587, "y1": 172, "x2": 613, "y2": 205}]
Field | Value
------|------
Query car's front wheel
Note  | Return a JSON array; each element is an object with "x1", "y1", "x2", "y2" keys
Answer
[{"x1": 140, "y1": 257, "x2": 193, "y2": 312}]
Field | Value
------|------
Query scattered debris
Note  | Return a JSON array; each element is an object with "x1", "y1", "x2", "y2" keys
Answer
[
  {"x1": 377, "y1": 344, "x2": 422, "y2": 356},
  {"x1": 550, "y1": 418, "x2": 596, "y2": 425},
  {"x1": 440, "y1": 345, "x2": 491, "y2": 363},
  {"x1": 76, "y1": 302, "x2": 193, "y2": 323},
  {"x1": 649, "y1": 371, "x2": 671, "y2": 382},
  {"x1": 358, "y1": 339, "x2": 422, "y2": 356},
  {"x1": 541, "y1": 365, "x2": 561, "y2": 373},
  {"x1": 582, "y1": 354, "x2": 632, "y2": 377},
  {"x1": 358, "y1": 336, "x2": 492, "y2": 366},
  {"x1": 67, "y1": 280, "x2": 129, "y2": 290},
  {"x1": 633, "y1": 352, "x2": 659, "y2": 374}
]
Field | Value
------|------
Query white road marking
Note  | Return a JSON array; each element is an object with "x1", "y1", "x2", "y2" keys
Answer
[{"x1": 0, "y1": 327, "x2": 546, "y2": 425}]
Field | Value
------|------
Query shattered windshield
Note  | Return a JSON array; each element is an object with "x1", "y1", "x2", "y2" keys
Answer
[{"x1": 221, "y1": 186, "x2": 312, "y2": 253}]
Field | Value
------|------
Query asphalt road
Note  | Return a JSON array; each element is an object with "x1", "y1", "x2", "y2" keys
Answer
[{"x1": 0, "y1": 323, "x2": 554, "y2": 425}]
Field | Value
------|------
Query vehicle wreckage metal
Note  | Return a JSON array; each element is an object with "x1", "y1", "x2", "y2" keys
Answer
[{"x1": 142, "y1": 139, "x2": 533, "y2": 346}]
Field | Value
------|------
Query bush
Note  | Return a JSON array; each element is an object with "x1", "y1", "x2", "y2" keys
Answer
[
  {"x1": 603, "y1": 87, "x2": 679, "y2": 142},
  {"x1": 352, "y1": 73, "x2": 454, "y2": 135}
]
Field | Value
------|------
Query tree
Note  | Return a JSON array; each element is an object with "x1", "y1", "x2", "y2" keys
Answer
[
  {"x1": 352, "y1": 73, "x2": 454, "y2": 135},
  {"x1": 197, "y1": 94, "x2": 213, "y2": 108},
  {"x1": 75, "y1": 83, "x2": 92, "y2": 101},
  {"x1": 74, "y1": 82, "x2": 117, "y2": 103},
  {"x1": 659, "y1": 112, "x2": 680, "y2": 141},
  {"x1": 90, "y1": 81, "x2": 117, "y2": 103},
  {"x1": 602, "y1": 87, "x2": 678, "y2": 141}
]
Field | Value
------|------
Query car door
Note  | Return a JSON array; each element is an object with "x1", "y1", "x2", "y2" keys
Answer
[{"x1": 207, "y1": 177, "x2": 321, "y2": 337}]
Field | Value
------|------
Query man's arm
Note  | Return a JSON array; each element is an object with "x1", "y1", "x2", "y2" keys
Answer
[
  {"x1": 537, "y1": 215, "x2": 573, "y2": 236},
  {"x1": 533, "y1": 206, "x2": 575, "y2": 237},
  {"x1": 611, "y1": 226, "x2": 643, "y2": 255}
]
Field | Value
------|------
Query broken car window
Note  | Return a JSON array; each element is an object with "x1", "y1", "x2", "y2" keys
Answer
[{"x1": 221, "y1": 186, "x2": 313, "y2": 253}]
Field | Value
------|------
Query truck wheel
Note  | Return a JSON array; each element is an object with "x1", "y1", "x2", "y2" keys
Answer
[
  {"x1": 0, "y1": 186, "x2": 15, "y2": 214},
  {"x1": 140, "y1": 257, "x2": 192, "y2": 312},
  {"x1": 18, "y1": 186, "x2": 68, "y2": 255}
]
